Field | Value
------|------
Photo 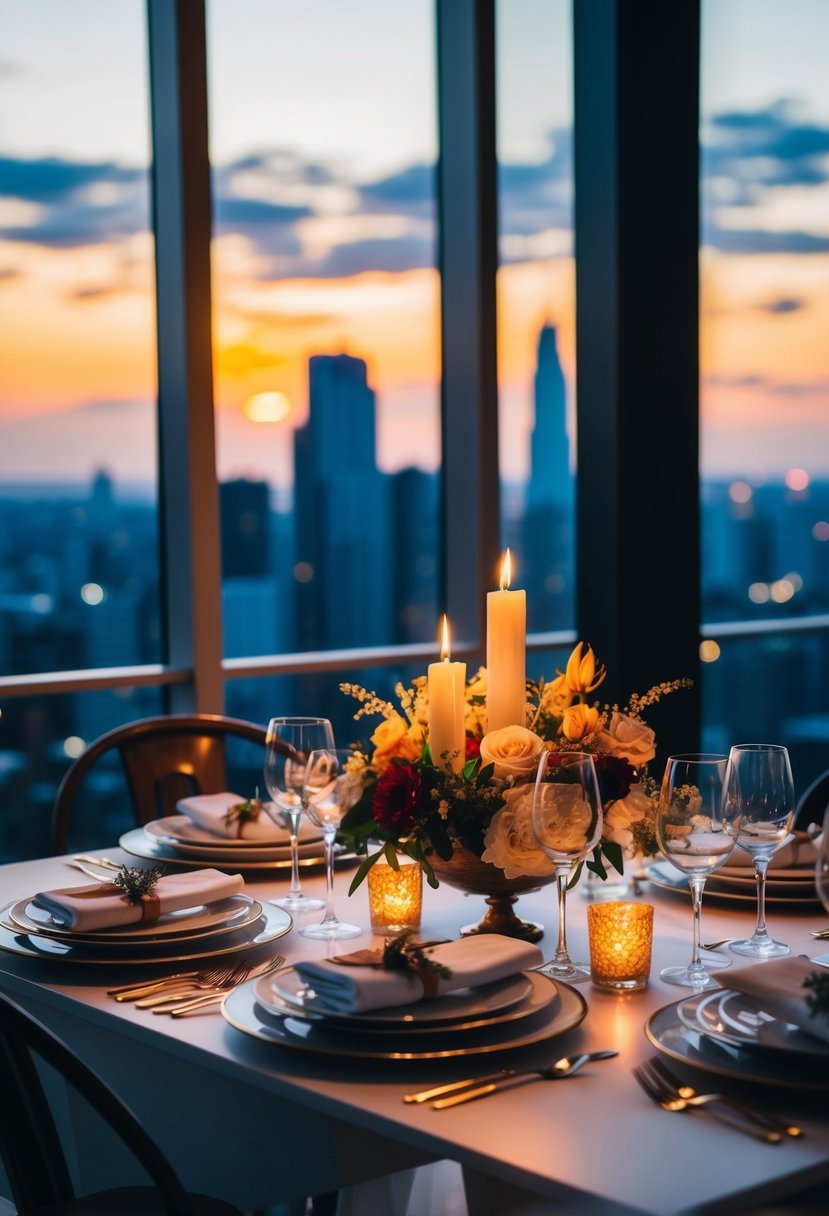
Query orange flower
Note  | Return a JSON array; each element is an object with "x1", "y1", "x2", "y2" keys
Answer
[
  {"x1": 561, "y1": 702, "x2": 601, "y2": 741},
  {"x1": 561, "y1": 642, "x2": 607, "y2": 695},
  {"x1": 370, "y1": 713, "x2": 423, "y2": 775}
]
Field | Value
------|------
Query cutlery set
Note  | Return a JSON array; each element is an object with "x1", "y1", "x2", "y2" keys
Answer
[
  {"x1": 404, "y1": 1050, "x2": 618, "y2": 1108},
  {"x1": 108, "y1": 954, "x2": 286, "y2": 1016}
]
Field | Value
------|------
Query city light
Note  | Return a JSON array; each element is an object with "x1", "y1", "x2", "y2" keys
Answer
[
  {"x1": 785, "y1": 468, "x2": 810, "y2": 492},
  {"x1": 31, "y1": 594, "x2": 53, "y2": 614},
  {"x1": 63, "y1": 736, "x2": 85, "y2": 758},
  {"x1": 293, "y1": 561, "x2": 314, "y2": 583},
  {"x1": 699, "y1": 639, "x2": 721, "y2": 663},
  {"x1": 748, "y1": 582, "x2": 770, "y2": 604},
  {"x1": 814, "y1": 521, "x2": 829, "y2": 541},
  {"x1": 728, "y1": 481, "x2": 752, "y2": 505},
  {"x1": 243, "y1": 391, "x2": 291, "y2": 424},
  {"x1": 80, "y1": 583, "x2": 105, "y2": 605},
  {"x1": 771, "y1": 579, "x2": 795, "y2": 603}
]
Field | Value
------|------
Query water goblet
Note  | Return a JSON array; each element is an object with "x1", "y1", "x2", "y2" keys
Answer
[
  {"x1": 726, "y1": 743, "x2": 796, "y2": 959},
  {"x1": 263, "y1": 716, "x2": 334, "y2": 913},
  {"x1": 656, "y1": 753, "x2": 735, "y2": 989},
  {"x1": 298, "y1": 748, "x2": 363, "y2": 941},
  {"x1": 532, "y1": 750, "x2": 604, "y2": 982}
]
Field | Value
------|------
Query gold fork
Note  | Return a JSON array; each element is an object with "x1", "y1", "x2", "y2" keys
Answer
[
  {"x1": 632, "y1": 1063, "x2": 781, "y2": 1143},
  {"x1": 648, "y1": 1057, "x2": 803, "y2": 1139},
  {"x1": 109, "y1": 959, "x2": 241, "y2": 1002},
  {"x1": 164, "y1": 954, "x2": 287, "y2": 1016}
]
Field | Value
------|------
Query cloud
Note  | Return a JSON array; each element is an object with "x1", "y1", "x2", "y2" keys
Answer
[
  {"x1": 704, "y1": 371, "x2": 829, "y2": 398},
  {"x1": 757, "y1": 296, "x2": 806, "y2": 315}
]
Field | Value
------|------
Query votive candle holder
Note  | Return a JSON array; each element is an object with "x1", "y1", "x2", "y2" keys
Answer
[
  {"x1": 587, "y1": 901, "x2": 654, "y2": 991},
  {"x1": 367, "y1": 857, "x2": 423, "y2": 936}
]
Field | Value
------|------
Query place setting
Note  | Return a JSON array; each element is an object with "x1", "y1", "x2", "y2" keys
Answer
[{"x1": 0, "y1": 863, "x2": 292, "y2": 967}]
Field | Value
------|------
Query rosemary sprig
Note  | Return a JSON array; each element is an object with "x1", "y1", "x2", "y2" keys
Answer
[
  {"x1": 382, "y1": 932, "x2": 452, "y2": 981},
  {"x1": 112, "y1": 864, "x2": 164, "y2": 904},
  {"x1": 224, "y1": 791, "x2": 262, "y2": 831}
]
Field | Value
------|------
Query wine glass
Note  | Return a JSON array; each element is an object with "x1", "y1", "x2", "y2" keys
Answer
[
  {"x1": 656, "y1": 753, "x2": 735, "y2": 989},
  {"x1": 725, "y1": 743, "x2": 796, "y2": 959},
  {"x1": 299, "y1": 748, "x2": 363, "y2": 941},
  {"x1": 532, "y1": 751, "x2": 604, "y2": 982},
  {"x1": 816, "y1": 809, "x2": 829, "y2": 916},
  {"x1": 263, "y1": 717, "x2": 334, "y2": 913}
]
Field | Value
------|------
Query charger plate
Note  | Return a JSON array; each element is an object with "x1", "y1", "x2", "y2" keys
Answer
[
  {"x1": 145, "y1": 814, "x2": 323, "y2": 855},
  {"x1": 677, "y1": 988, "x2": 829, "y2": 1060},
  {"x1": 256, "y1": 968, "x2": 544, "y2": 1034},
  {"x1": 119, "y1": 827, "x2": 344, "y2": 873},
  {"x1": 223, "y1": 971, "x2": 586, "y2": 1061},
  {"x1": 9, "y1": 894, "x2": 263, "y2": 946},
  {"x1": 643, "y1": 862, "x2": 820, "y2": 907},
  {"x1": 645, "y1": 999, "x2": 829, "y2": 1091},
  {"x1": 0, "y1": 900, "x2": 291, "y2": 965}
]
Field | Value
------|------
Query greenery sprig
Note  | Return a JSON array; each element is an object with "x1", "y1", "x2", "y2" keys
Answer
[
  {"x1": 804, "y1": 970, "x2": 829, "y2": 1020},
  {"x1": 225, "y1": 790, "x2": 263, "y2": 831},
  {"x1": 382, "y1": 932, "x2": 452, "y2": 982},
  {"x1": 112, "y1": 864, "x2": 163, "y2": 904}
]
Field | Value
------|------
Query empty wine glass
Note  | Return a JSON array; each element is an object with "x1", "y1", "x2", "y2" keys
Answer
[
  {"x1": 816, "y1": 809, "x2": 829, "y2": 916},
  {"x1": 299, "y1": 748, "x2": 363, "y2": 941},
  {"x1": 263, "y1": 716, "x2": 334, "y2": 913},
  {"x1": 532, "y1": 751, "x2": 603, "y2": 982},
  {"x1": 726, "y1": 743, "x2": 796, "y2": 959},
  {"x1": 656, "y1": 754, "x2": 735, "y2": 989}
]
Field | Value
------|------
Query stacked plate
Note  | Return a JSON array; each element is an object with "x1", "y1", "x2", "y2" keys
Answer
[
  {"x1": 222, "y1": 965, "x2": 588, "y2": 1060},
  {"x1": 0, "y1": 892, "x2": 292, "y2": 966},
  {"x1": 118, "y1": 812, "x2": 327, "y2": 874},
  {"x1": 644, "y1": 855, "x2": 820, "y2": 907},
  {"x1": 646, "y1": 986, "x2": 829, "y2": 1092}
]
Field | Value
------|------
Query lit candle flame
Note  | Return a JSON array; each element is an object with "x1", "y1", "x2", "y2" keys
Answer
[
  {"x1": 440, "y1": 613, "x2": 451, "y2": 661},
  {"x1": 499, "y1": 548, "x2": 513, "y2": 592}
]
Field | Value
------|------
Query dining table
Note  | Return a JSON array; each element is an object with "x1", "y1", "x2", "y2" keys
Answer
[{"x1": 1, "y1": 846, "x2": 828, "y2": 1216}]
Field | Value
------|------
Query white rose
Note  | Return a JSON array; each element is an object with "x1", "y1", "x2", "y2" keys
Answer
[
  {"x1": 597, "y1": 712, "x2": 656, "y2": 769},
  {"x1": 479, "y1": 725, "x2": 545, "y2": 781},
  {"x1": 603, "y1": 782, "x2": 651, "y2": 853},
  {"x1": 481, "y1": 785, "x2": 557, "y2": 880}
]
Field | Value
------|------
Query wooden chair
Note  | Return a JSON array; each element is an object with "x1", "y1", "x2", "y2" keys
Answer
[
  {"x1": 51, "y1": 714, "x2": 274, "y2": 854},
  {"x1": 0, "y1": 987, "x2": 242, "y2": 1216},
  {"x1": 796, "y1": 768, "x2": 829, "y2": 831}
]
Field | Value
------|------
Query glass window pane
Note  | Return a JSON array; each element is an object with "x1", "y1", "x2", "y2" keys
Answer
[
  {"x1": 207, "y1": 1, "x2": 440, "y2": 659},
  {"x1": 496, "y1": 0, "x2": 575, "y2": 632},
  {"x1": 0, "y1": 1, "x2": 160, "y2": 674},
  {"x1": 700, "y1": 0, "x2": 829, "y2": 765}
]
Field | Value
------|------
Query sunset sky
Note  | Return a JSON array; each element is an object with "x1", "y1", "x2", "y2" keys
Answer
[{"x1": 1, "y1": 0, "x2": 828, "y2": 489}]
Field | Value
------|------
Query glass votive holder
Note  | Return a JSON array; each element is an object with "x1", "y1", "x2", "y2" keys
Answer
[
  {"x1": 587, "y1": 901, "x2": 654, "y2": 992},
  {"x1": 367, "y1": 857, "x2": 423, "y2": 936}
]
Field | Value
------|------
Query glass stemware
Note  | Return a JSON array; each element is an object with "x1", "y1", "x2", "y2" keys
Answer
[
  {"x1": 263, "y1": 716, "x2": 334, "y2": 913},
  {"x1": 725, "y1": 743, "x2": 796, "y2": 959},
  {"x1": 816, "y1": 809, "x2": 829, "y2": 916},
  {"x1": 299, "y1": 748, "x2": 363, "y2": 941},
  {"x1": 656, "y1": 753, "x2": 735, "y2": 990},
  {"x1": 532, "y1": 750, "x2": 603, "y2": 982}
]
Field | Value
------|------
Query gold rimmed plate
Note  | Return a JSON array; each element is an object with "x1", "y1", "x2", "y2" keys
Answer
[
  {"x1": 223, "y1": 972, "x2": 586, "y2": 1061},
  {"x1": 119, "y1": 827, "x2": 350, "y2": 873},
  {"x1": 9, "y1": 894, "x2": 263, "y2": 946},
  {"x1": 255, "y1": 968, "x2": 543, "y2": 1034},
  {"x1": 645, "y1": 1000, "x2": 829, "y2": 1092},
  {"x1": 677, "y1": 988, "x2": 829, "y2": 1060},
  {"x1": 0, "y1": 900, "x2": 292, "y2": 965},
  {"x1": 145, "y1": 814, "x2": 323, "y2": 856},
  {"x1": 642, "y1": 862, "x2": 821, "y2": 907}
]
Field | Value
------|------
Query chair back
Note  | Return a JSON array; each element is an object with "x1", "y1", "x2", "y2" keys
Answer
[
  {"x1": 52, "y1": 714, "x2": 269, "y2": 853},
  {"x1": 796, "y1": 768, "x2": 829, "y2": 831},
  {"x1": 0, "y1": 989, "x2": 192, "y2": 1215}
]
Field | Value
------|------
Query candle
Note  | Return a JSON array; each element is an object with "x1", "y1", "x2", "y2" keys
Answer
[
  {"x1": 428, "y1": 615, "x2": 466, "y2": 773},
  {"x1": 587, "y1": 902, "x2": 654, "y2": 991},
  {"x1": 486, "y1": 549, "x2": 526, "y2": 732},
  {"x1": 367, "y1": 857, "x2": 423, "y2": 935}
]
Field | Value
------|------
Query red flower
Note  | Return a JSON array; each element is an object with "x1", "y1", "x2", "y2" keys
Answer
[
  {"x1": 372, "y1": 762, "x2": 422, "y2": 835},
  {"x1": 595, "y1": 753, "x2": 636, "y2": 804},
  {"x1": 465, "y1": 735, "x2": 481, "y2": 761}
]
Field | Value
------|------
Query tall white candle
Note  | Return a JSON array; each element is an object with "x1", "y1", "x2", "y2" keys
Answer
[
  {"x1": 428, "y1": 615, "x2": 466, "y2": 774},
  {"x1": 486, "y1": 548, "x2": 527, "y2": 732}
]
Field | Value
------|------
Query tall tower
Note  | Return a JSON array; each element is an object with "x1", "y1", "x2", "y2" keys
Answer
[
  {"x1": 293, "y1": 354, "x2": 391, "y2": 651},
  {"x1": 522, "y1": 325, "x2": 574, "y2": 630}
]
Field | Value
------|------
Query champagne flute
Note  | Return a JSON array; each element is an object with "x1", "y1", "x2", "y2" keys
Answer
[
  {"x1": 656, "y1": 753, "x2": 735, "y2": 989},
  {"x1": 299, "y1": 748, "x2": 363, "y2": 940},
  {"x1": 532, "y1": 751, "x2": 603, "y2": 982},
  {"x1": 725, "y1": 743, "x2": 796, "y2": 958},
  {"x1": 263, "y1": 716, "x2": 334, "y2": 913}
]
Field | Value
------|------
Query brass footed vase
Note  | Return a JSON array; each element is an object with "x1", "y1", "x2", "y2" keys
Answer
[{"x1": 429, "y1": 845, "x2": 553, "y2": 943}]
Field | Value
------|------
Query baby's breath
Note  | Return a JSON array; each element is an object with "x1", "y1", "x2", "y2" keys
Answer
[{"x1": 339, "y1": 682, "x2": 397, "y2": 721}]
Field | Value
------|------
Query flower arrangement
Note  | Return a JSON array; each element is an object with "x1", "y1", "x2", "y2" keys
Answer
[{"x1": 339, "y1": 643, "x2": 691, "y2": 893}]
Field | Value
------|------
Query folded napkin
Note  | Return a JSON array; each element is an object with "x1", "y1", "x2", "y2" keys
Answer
[
  {"x1": 723, "y1": 955, "x2": 829, "y2": 1044},
  {"x1": 292, "y1": 934, "x2": 544, "y2": 1015},
  {"x1": 176, "y1": 792, "x2": 304, "y2": 842},
  {"x1": 33, "y1": 869, "x2": 244, "y2": 932},
  {"x1": 722, "y1": 831, "x2": 816, "y2": 872}
]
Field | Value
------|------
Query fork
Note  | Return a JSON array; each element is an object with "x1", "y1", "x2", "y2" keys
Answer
[
  {"x1": 163, "y1": 954, "x2": 287, "y2": 1016},
  {"x1": 73, "y1": 854, "x2": 123, "y2": 872},
  {"x1": 632, "y1": 1062, "x2": 781, "y2": 1143},
  {"x1": 649, "y1": 1057, "x2": 803, "y2": 1139},
  {"x1": 109, "y1": 960, "x2": 241, "y2": 1002},
  {"x1": 67, "y1": 860, "x2": 113, "y2": 883}
]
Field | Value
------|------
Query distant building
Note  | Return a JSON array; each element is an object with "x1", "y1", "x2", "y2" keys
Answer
[{"x1": 220, "y1": 479, "x2": 270, "y2": 579}]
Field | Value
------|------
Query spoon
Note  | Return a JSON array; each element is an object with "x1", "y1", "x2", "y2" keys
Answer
[{"x1": 404, "y1": 1050, "x2": 618, "y2": 1108}]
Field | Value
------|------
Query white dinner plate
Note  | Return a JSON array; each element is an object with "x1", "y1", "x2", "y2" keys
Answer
[
  {"x1": 642, "y1": 862, "x2": 821, "y2": 907},
  {"x1": 147, "y1": 813, "x2": 322, "y2": 851},
  {"x1": 646, "y1": 1000, "x2": 829, "y2": 1092},
  {"x1": 677, "y1": 988, "x2": 829, "y2": 1060},
  {"x1": 9, "y1": 894, "x2": 262, "y2": 945},
  {"x1": 223, "y1": 971, "x2": 586, "y2": 1061},
  {"x1": 0, "y1": 900, "x2": 292, "y2": 965},
  {"x1": 257, "y1": 968, "x2": 538, "y2": 1032},
  {"x1": 118, "y1": 827, "x2": 347, "y2": 873},
  {"x1": 144, "y1": 817, "x2": 323, "y2": 862}
]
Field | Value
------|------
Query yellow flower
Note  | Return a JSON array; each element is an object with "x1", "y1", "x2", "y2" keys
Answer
[
  {"x1": 561, "y1": 642, "x2": 606, "y2": 695},
  {"x1": 560, "y1": 702, "x2": 601, "y2": 741},
  {"x1": 479, "y1": 725, "x2": 545, "y2": 780},
  {"x1": 370, "y1": 713, "x2": 423, "y2": 775}
]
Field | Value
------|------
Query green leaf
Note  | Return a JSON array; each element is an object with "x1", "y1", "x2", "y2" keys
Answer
[
  {"x1": 383, "y1": 841, "x2": 400, "y2": 869},
  {"x1": 566, "y1": 861, "x2": 584, "y2": 890},
  {"x1": 463, "y1": 757, "x2": 478, "y2": 781},
  {"x1": 602, "y1": 839, "x2": 625, "y2": 875},
  {"x1": 347, "y1": 849, "x2": 386, "y2": 896},
  {"x1": 586, "y1": 857, "x2": 607, "y2": 879},
  {"x1": 477, "y1": 761, "x2": 495, "y2": 785}
]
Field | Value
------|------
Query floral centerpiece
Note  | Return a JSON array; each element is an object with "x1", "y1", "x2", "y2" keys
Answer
[{"x1": 340, "y1": 643, "x2": 690, "y2": 927}]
